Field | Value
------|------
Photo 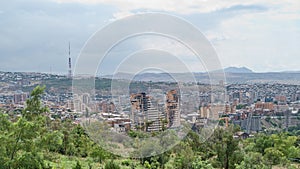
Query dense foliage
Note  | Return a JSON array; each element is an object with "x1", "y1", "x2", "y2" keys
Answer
[{"x1": 0, "y1": 86, "x2": 299, "y2": 168}]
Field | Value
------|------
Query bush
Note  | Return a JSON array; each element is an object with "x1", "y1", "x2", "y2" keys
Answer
[
  {"x1": 121, "y1": 159, "x2": 131, "y2": 166},
  {"x1": 73, "y1": 160, "x2": 82, "y2": 169},
  {"x1": 105, "y1": 160, "x2": 120, "y2": 169}
]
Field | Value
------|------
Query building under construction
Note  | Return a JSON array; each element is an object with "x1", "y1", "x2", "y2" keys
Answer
[
  {"x1": 166, "y1": 90, "x2": 180, "y2": 128},
  {"x1": 130, "y1": 93, "x2": 163, "y2": 132}
]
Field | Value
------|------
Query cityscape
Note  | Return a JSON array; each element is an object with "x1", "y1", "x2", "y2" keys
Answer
[
  {"x1": 1, "y1": 68, "x2": 300, "y2": 168},
  {"x1": 1, "y1": 0, "x2": 300, "y2": 168},
  {"x1": 1, "y1": 70, "x2": 300, "y2": 135}
]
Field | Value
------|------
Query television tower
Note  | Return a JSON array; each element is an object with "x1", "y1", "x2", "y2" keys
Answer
[{"x1": 68, "y1": 42, "x2": 72, "y2": 78}]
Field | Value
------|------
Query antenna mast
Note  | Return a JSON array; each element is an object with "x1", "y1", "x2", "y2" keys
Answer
[{"x1": 68, "y1": 42, "x2": 72, "y2": 78}]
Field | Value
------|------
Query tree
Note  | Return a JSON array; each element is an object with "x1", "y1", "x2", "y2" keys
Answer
[
  {"x1": 104, "y1": 160, "x2": 120, "y2": 169},
  {"x1": 211, "y1": 127, "x2": 241, "y2": 169},
  {"x1": 89, "y1": 145, "x2": 110, "y2": 163},
  {"x1": 0, "y1": 113, "x2": 13, "y2": 168},
  {"x1": 73, "y1": 161, "x2": 82, "y2": 169},
  {"x1": 23, "y1": 85, "x2": 49, "y2": 120},
  {"x1": 172, "y1": 142, "x2": 195, "y2": 169},
  {"x1": 253, "y1": 134, "x2": 273, "y2": 155},
  {"x1": 191, "y1": 157, "x2": 214, "y2": 169},
  {"x1": 41, "y1": 130, "x2": 64, "y2": 153},
  {"x1": 70, "y1": 125, "x2": 92, "y2": 157},
  {"x1": 263, "y1": 147, "x2": 285, "y2": 167},
  {"x1": 0, "y1": 85, "x2": 49, "y2": 168},
  {"x1": 235, "y1": 152, "x2": 268, "y2": 169}
]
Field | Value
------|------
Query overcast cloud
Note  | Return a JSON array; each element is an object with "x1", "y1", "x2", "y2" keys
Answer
[{"x1": 0, "y1": 0, "x2": 299, "y2": 74}]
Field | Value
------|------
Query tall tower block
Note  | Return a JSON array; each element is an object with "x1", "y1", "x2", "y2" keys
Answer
[
  {"x1": 68, "y1": 42, "x2": 72, "y2": 78},
  {"x1": 166, "y1": 90, "x2": 180, "y2": 128}
]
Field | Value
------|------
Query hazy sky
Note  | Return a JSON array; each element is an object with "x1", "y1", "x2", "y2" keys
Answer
[{"x1": 0, "y1": 0, "x2": 299, "y2": 74}]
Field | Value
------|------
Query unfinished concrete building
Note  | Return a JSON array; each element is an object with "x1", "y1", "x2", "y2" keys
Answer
[
  {"x1": 130, "y1": 92, "x2": 163, "y2": 132},
  {"x1": 166, "y1": 90, "x2": 180, "y2": 128}
]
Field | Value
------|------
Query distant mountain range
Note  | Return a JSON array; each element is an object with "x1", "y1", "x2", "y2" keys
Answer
[
  {"x1": 223, "y1": 67, "x2": 254, "y2": 73},
  {"x1": 101, "y1": 67, "x2": 300, "y2": 85},
  {"x1": 1, "y1": 67, "x2": 300, "y2": 85},
  {"x1": 281, "y1": 70, "x2": 300, "y2": 73}
]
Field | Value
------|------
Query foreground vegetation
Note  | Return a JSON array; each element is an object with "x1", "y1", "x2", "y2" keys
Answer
[{"x1": 0, "y1": 86, "x2": 300, "y2": 168}]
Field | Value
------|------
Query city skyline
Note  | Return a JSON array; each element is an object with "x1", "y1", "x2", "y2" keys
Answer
[{"x1": 0, "y1": 0, "x2": 299, "y2": 73}]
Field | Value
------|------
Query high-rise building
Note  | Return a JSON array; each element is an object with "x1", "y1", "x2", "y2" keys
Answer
[
  {"x1": 130, "y1": 92, "x2": 163, "y2": 132},
  {"x1": 130, "y1": 92, "x2": 148, "y2": 129},
  {"x1": 199, "y1": 105, "x2": 209, "y2": 118},
  {"x1": 166, "y1": 90, "x2": 180, "y2": 128},
  {"x1": 13, "y1": 93, "x2": 28, "y2": 104},
  {"x1": 101, "y1": 102, "x2": 116, "y2": 113},
  {"x1": 145, "y1": 99, "x2": 163, "y2": 132},
  {"x1": 82, "y1": 93, "x2": 90, "y2": 104}
]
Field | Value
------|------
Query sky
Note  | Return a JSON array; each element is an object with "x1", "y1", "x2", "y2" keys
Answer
[{"x1": 0, "y1": 0, "x2": 299, "y2": 74}]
